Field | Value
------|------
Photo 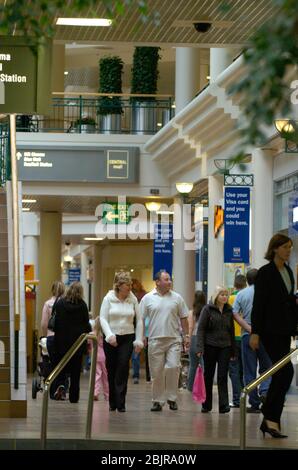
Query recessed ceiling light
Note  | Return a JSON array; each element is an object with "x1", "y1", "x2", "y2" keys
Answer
[
  {"x1": 56, "y1": 18, "x2": 112, "y2": 27},
  {"x1": 22, "y1": 199, "x2": 36, "y2": 203},
  {"x1": 22, "y1": 207, "x2": 30, "y2": 211},
  {"x1": 64, "y1": 71, "x2": 69, "y2": 76},
  {"x1": 206, "y1": 75, "x2": 210, "y2": 80},
  {"x1": 84, "y1": 237, "x2": 104, "y2": 241}
]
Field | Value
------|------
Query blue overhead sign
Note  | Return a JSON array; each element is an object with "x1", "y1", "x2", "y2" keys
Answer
[
  {"x1": 224, "y1": 187, "x2": 250, "y2": 263},
  {"x1": 68, "y1": 268, "x2": 81, "y2": 285},
  {"x1": 153, "y1": 224, "x2": 173, "y2": 279}
]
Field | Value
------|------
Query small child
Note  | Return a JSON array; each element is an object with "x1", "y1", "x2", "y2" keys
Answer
[{"x1": 93, "y1": 316, "x2": 109, "y2": 401}]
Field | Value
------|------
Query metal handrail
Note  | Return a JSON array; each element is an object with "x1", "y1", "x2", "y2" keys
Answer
[
  {"x1": 41, "y1": 333, "x2": 98, "y2": 450},
  {"x1": 240, "y1": 346, "x2": 298, "y2": 449}
]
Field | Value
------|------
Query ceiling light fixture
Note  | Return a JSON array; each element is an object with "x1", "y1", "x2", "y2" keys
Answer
[
  {"x1": 84, "y1": 237, "x2": 104, "y2": 241},
  {"x1": 56, "y1": 18, "x2": 112, "y2": 27},
  {"x1": 22, "y1": 199, "x2": 36, "y2": 203},
  {"x1": 175, "y1": 182, "x2": 194, "y2": 194},
  {"x1": 156, "y1": 210, "x2": 174, "y2": 215},
  {"x1": 274, "y1": 119, "x2": 298, "y2": 153},
  {"x1": 145, "y1": 201, "x2": 161, "y2": 212},
  {"x1": 22, "y1": 207, "x2": 30, "y2": 211}
]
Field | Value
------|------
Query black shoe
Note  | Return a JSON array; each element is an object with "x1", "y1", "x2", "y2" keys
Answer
[
  {"x1": 201, "y1": 407, "x2": 210, "y2": 413},
  {"x1": 259, "y1": 394, "x2": 267, "y2": 405},
  {"x1": 109, "y1": 406, "x2": 116, "y2": 411},
  {"x1": 260, "y1": 419, "x2": 287, "y2": 438},
  {"x1": 219, "y1": 406, "x2": 230, "y2": 414},
  {"x1": 247, "y1": 406, "x2": 261, "y2": 414},
  {"x1": 117, "y1": 407, "x2": 126, "y2": 412},
  {"x1": 151, "y1": 402, "x2": 162, "y2": 412},
  {"x1": 167, "y1": 400, "x2": 178, "y2": 411}
]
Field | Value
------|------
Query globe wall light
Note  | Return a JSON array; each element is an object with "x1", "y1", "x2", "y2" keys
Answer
[{"x1": 274, "y1": 119, "x2": 298, "y2": 153}]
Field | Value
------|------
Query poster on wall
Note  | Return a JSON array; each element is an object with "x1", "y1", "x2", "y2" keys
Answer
[
  {"x1": 289, "y1": 192, "x2": 298, "y2": 238},
  {"x1": 153, "y1": 224, "x2": 173, "y2": 279},
  {"x1": 224, "y1": 187, "x2": 250, "y2": 263}
]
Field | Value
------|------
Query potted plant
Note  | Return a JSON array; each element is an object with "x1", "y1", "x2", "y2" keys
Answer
[
  {"x1": 130, "y1": 46, "x2": 161, "y2": 134},
  {"x1": 74, "y1": 116, "x2": 96, "y2": 133},
  {"x1": 98, "y1": 55, "x2": 124, "y2": 134}
]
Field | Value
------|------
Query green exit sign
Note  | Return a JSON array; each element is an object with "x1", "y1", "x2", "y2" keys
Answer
[{"x1": 102, "y1": 202, "x2": 131, "y2": 224}]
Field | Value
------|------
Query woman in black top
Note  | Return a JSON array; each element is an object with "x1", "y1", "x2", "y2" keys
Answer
[
  {"x1": 53, "y1": 282, "x2": 91, "y2": 403},
  {"x1": 250, "y1": 233, "x2": 297, "y2": 438},
  {"x1": 197, "y1": 286, "x2": 235, "y2": 413}
]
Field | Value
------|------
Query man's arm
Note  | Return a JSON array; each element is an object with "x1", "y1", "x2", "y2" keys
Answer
[{"x1": 233, "y1": 312, "x2": 251, "y2": 334}]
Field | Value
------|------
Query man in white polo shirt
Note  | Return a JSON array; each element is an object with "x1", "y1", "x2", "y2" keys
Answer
[{"x1": 140, "y1": 270, "x2": 189, "y2": 411}]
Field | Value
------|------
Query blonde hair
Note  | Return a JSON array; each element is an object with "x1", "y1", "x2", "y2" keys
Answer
[
  {"x1": 65, "y1": 281, "x2": 84, "y2": 303},
  {"x1": 211, "y1": 286, "x2": 228, "y2": 306},
  {"x1": 93, "y1": 316, "x2": 102, "y2": 338},
  {"x1": 51, "y1": 280, "x2": 65, "y2": 297},
  {"x1": 113, "y1": 271, "x2": 132, "y2": 293}
]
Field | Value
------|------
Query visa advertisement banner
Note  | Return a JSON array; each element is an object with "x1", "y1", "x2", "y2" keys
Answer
[
  {"x1": 153, "y1": 224, "x2": 173, "y2": 278},
  {"x1": 224, "y1": 187, "x2": 250, "y2": 263}
]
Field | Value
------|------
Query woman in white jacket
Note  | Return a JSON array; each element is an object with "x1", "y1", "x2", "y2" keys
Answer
[{"x1": 100, "y1": 271, "x2": 143, "y2": 412}]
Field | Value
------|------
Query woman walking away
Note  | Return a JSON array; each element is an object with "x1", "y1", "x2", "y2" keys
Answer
[
  {"x1": 197, "y1": 286, "x2": 235, "y2": 413},
  {"x1": 250, "y1": 233, "x2": 298, "y2": 438},
  {"x1": 187, "y1": 290, "x2": 206, "y2": 392},
  {"x1": 53, "y1": 282, "x2": 91, "y2": 403}
]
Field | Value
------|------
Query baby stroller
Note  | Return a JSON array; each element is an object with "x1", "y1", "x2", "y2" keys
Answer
[{"x1": 32, "y1": 337, "x2": 52, "y2": 399}]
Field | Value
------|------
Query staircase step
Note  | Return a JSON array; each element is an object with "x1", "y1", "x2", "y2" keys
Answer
[
  {"x1": 0, "y1": 206, "x2": 7, "y2": 218},
  {"x1": 0, "y1": 290, "x2": 9, "y2": 305},
  {"x1": 0, "y1": 262, "x2": 8, "y2": 276},
  {"x1": 0, "y1": 277, "x2": 8, "y2": 290},
  {"x1": 0, "y1": 248, "x2": 7, "y2": 262},
  {"x1": 0, "y1": 369, "x2": 10, "y2": 383},
  {"x1": 0, "y1": 306, "x2": 9, "y2": 320},
  {"x1": 0, "y1": 321, "x2": 9, "y2": 336},
  {"x1": 0, "y1": 234, "x2": 8, "y2": 247}
]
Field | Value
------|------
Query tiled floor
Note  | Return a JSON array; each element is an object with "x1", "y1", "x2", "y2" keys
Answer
[{"x1": 0, "y1": 374, "x2": 297, "y2": 450}]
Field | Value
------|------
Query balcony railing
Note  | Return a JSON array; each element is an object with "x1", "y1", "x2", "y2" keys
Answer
[{"x1": 16, "y1": 92, "x2": 175, "y2": 135}]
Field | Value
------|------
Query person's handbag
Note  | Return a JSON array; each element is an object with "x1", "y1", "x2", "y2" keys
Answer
[
  {"x1": 192, "y1": 365, "x2": 206, "y2": 403},
  {"x1": 47, "y1": 297, "x2": 59, "y2": 332}
]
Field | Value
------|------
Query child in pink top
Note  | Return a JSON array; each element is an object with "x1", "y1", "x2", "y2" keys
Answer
[{"x1": 93, "y1": 317, "x2": 109, "y2": 401}]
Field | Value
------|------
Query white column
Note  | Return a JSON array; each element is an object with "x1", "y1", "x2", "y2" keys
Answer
[
  {"x1": 208, "y1": 175, "x2": 224, "y2": 300},
  {"x1": 175, "y1": 48, "x2": 201, "y2": 113},
  {"x1": 91, "y1": 244, "x2": 102, "y2": 317},
  {"x1": 23, "y1": 235, "x2": 39, "y2": 278},
  {"x1": 210, "y1": 48, "x2": 235, "y2": 82},
  {"x1": 172, "y1": 197, "x2": 195, "y2": 309},
  {"x1": 80, "y1": 250, "x2": 89, "y2": 306},
  {"x1": 251, "y1": 148, "x2": 274, "y2": 268}
]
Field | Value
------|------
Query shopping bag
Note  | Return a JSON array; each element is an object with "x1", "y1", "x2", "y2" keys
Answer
[{"x1": 192, "y1": 365, "x2": 206, "y2": 403}]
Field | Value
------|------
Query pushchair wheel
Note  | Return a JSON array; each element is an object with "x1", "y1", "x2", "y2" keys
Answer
[{"x1": 32, "y1": 377, "x2": 39, "y2": 399}]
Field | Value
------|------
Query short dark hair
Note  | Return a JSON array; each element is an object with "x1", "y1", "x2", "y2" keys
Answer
[
  {"x1": 265, "y1": 233, "x2": 293, "y2": 261},
  {"x1": 234, "y1": 274, "x2": 246, "y2": 290},
  {"x1": 154, "y1": 270, "x2": 169, "y2": 281},
  {"x1": 246, "y1": 269, "x2": 258, "y2": 286}
]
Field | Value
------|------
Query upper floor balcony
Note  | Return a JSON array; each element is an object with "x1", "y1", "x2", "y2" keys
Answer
[{"x1": 16, "y1": 93, "x2": 175, "y2": 136}]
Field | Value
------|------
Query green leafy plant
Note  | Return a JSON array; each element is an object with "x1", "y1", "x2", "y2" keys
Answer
[
  {"x1": 98, "y1": 56, "x2": 124, "y2": 115},
  {"x1": 74, "y1": 117, "x2": 96, "y2": 126},
  {"x1": 130, "y1": 47, "x2": 161, "y2": 102}
]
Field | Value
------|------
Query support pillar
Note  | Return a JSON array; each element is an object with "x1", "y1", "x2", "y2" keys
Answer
[
  {"x1": 207, "y1": 175, "x2": 224, "y2": 300},
  {"x1": 37, "y1": 212, "x2": 62, "y2": 328},
  {"x1": 91, "y1": 244, "x2": 102, "y2": 317},
  {"x1": 251, "y1": 148, "x2": 274, "y2": 268},
  {"x1": 210, "y1": 48, "x2": 235, "y2": 82},
  {"x1": 175, "y1": 48, "x2": 201, "y2": 113},
  {"x1": 172, "y1": 197, "x2": 195, "y2": 308},
  {"x1": 80, "y1": 250, "x2": 89, "y2": 307}
]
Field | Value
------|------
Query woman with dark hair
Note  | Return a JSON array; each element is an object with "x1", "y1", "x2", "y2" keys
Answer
[
  {"x1": 53, "y1": 281, "x2": 91, "y2": 402},
  {"x1": 187, "y1": 290, "x2": 206, "y2": 391},
  {"x1": 250, "y1": 233, "x2": 297, "y2": 438}
]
